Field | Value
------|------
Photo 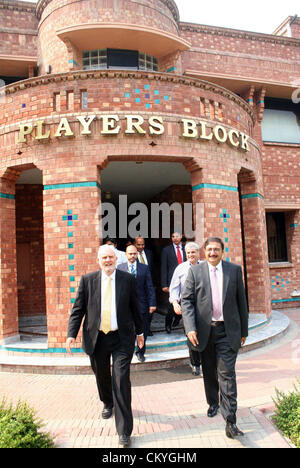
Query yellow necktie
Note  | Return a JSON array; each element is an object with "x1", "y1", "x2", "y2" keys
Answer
[
  {"x1": 101, "y1": 276, "x2": 112, "y2": 334},
  {"x1": 139, "y1": 252, "x2": 145, "y2": 264}
]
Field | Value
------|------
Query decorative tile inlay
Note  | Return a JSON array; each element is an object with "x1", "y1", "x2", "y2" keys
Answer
[
  {"x1": 271, "y1": 276, "x2": 291, "y2": 292},
  {"x1": 220, "y1": 209, "x2": 230, "y2": 262},
  {"x1": 62, "y1": 210, "x2": 78, "y2": 304},
  {"x1": 124, "y1": 84, "x2": 170, "y2": 110}
]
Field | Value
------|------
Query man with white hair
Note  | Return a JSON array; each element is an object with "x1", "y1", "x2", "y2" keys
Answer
[
  {"x1": 66, "y1": 244, "x2": 144, "y2": 448},
  {"x1": 169, "y1": 242, "x2": 202, "y2": 376}
]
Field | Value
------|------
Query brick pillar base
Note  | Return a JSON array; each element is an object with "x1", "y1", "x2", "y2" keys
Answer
[{"x1": 43, "y1": 181, "x2": 101, "y2": 349}]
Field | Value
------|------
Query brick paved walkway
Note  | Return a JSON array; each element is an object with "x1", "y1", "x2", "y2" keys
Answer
[{"x1": 0, "y1": 309, "x2": 299, "y2": 449}]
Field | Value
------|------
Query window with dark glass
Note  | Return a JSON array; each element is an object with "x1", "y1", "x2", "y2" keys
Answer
[
  {"x1": 266, "y1": 212, "x2": 288, "y2": 262},
  {"x1": 262, "y1": 98, "x2": 300, "y2": 144},
  {"x1": 82, "y1": 49, "x2": 158, "y2": 72}
]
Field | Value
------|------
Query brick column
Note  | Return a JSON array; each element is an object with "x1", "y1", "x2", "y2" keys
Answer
[
  {"x1": 190, "y1": 168, "x2": 244, "y2": 265},
  {"x1": 0, "y1": 173, "x2": 19, "y2": 342},
  {"x1": 43, "y1": 177, "x2": 101, "y2": 349},
  {"x1": 239, "y1": 171, "x2": 272, "y2": 316}
]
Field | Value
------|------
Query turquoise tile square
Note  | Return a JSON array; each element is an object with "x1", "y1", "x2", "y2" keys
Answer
[
  {"x1": 155, "y1": 99, "x2": 160, "y2": 104},
  {"x1": 70, "y1": 287, "x2": 75, "y2": 293},
  {"x1": 68, "y1": 232, "x2": 73, "y2": 237},
  {"x1": 68, "y1": 221, "x2": 73, "y2": 226},
  {"x1": 73, "y1": 215, "x2": 78, "y2": 220},
  {"x1": 136, "y1": 97, "x2": 141, "y2": 103},
  {"x1": 125, "y1": 92, "x2": 130, "y2": 98},
  {"x1": 154, "y1": 90, "x2": 159, "y2": 95},
  {"x1": 68, "y1": 243, "x2": 73, "y2": 249},
  {"x1": 164, "y1": 96, "x2": 169, "y2": 100},
  {"x1": 69, "y1": 254, "x2": 74, "y2": 260},
  {"x1": 67, "y1": 210, "x2": 72, "y2": 215},
  {"x1": 146, "y1": 103, "x2": 151, "y2": 109},
  {"x1": 71, "y1": 298, "x2": 75, "y2": 304},
  {"x1": 69, "y1": 265, "x2": 74, "y2": 271},
  {"x1": 70, "y1": 276, "x2": 75, "y2": 282},
  {"x1": 135, "y1": 89, "x2": 140, "y2": 93},
  {"x1": 144, "y1": 85, "x2": 150, "y2": 90},
  {"x1": 62, "y1": 215, "x2": 67, "y2": 221}
]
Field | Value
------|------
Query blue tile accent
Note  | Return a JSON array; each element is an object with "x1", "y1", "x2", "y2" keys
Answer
[
  {"x1": 164, "y1": 95, "x2": 169, "y2": 100},
  {"x1": 145, "y1": 103, "x2": 151, "y2": 109},
  {"x1": 241, "y1": 193, "x2": 264, "y2": 200},
  {"x1": 135, "y1": 97, "x2": 141, "y2": 103},
  {"x1": 0, "y1": 193, "x2": 15, "y2": 199},
  {"x1": 192, "y1": 184, "x2": 238, "y2": 192},
  {"x1": 144, "y1": 85, "x2": 150, "y2": 90},
  {"x1": 44, "y1": 181, "x2": 101, "y2": 190},
  {"x1": 135, "y1": 88, "x2": 140, "y2": 94},
  {"x1": 155, "y1": 99, "x2": 160, "y2": 104},
  {"x1": 272, "y1": 298, "x2": 300, "y2": 303},
  {"x1": 68, "y1": 59, "x2": 78, "y2": 66},
  {"x1": 154, "y1": 90, "x2": 159, "y2": 95},
  {"x1": 125, "y1": 92, "x2": 130, "y2": 98}
]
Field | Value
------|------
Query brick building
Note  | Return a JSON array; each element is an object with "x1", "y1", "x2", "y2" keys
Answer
[{"x1": 0, "y1": 0, "x2": 299, "y2": 351}]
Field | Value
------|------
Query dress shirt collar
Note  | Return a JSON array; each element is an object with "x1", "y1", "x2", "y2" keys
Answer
[
  {"x1": 208, "y1": 260, "x2": 222, "y2": 272},
  {"x1": 101, "y1": 269, "x2": 116, "y2": 281},
  {"x1": 127, "y1": 261, "x2": 137, "y2": 271}
]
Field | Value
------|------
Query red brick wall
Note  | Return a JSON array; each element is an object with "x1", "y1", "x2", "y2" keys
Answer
[
  {"x1": 179, "y1": 23, "x2": 300, "y2": 86},
  {"x1": 0, "y1": 1, "x2": 38, "y2": 58}
]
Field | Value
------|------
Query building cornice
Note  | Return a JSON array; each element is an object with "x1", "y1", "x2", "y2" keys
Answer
[
  {"x1": 1, "y1": 69, "x2": 256, "y2": 123},
  {"x1": 36, "y1": 0, "x2": 180, "y2": 22},
  {"x1": 0, "y1": 0, "x2": 36, "y2": 13},
  {"x1": 180, "y1": 22, "x2": 300, "y2": 47}
]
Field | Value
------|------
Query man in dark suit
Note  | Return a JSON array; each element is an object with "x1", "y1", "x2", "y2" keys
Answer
[
  {"x1": 66, "y1": 245, "x2": 144, "y2": 448},
  {"x1": 161, "y1": 232, "x2": 186, "y2": 333},
  {"x1": 118, "y1": 244, "x2": 156, "y2": 362},
  {"x1": 134, "y1": 236, "x2": 156, "y2": 335},
  {"x1": 181, "y1": 237, "x2": 248, "y2": 439},
  {"x1": 134, "y1": 236, "x2": 155, "y2": 279}
]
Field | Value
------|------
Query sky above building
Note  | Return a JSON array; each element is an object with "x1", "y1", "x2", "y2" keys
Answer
[{"x1": 26, "y1": 0, "x2": 299, "y2": 35}]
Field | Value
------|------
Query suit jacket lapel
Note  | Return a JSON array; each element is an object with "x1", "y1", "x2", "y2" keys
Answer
[
  {"x1": 115, "y1": 269, "x2": 123, "y2": 314},
  {"x1": 93, "y1": 270, "x2": 101, "y2": 319},
  {"x1": 222, "y1": 260, "x2": 230, "y2": 305},
  {"x1": 203, "y1": 261, "x2": 213, "y2": 309}
]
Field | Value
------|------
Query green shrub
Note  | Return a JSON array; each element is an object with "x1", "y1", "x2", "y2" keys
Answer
[
  {"x1": 272, "y1": 381, "x2": 300, "y2": 448},
  {"x1": 0, "y1": 398, "x2": 55, "y2": 448}
]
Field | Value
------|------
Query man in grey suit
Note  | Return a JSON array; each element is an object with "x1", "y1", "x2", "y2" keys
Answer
[{"x1": 181, "y1": 237, "x2": 248, "y2": 439}]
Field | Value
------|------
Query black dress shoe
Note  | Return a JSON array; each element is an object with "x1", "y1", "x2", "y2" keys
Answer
[
  {"x1": 225, "y1": 422, "x2": 244, "y2": 438},
  {"x1": 119, "y1": 434, "x2": 131, "y2": 448},
  {"x1": 166, "y1": 325, "x2": 171, "y2": 334},
  {"x1": 136, "y1": 353, "x2": 145, "y2": 363},
  {"x1": 190, "y1": 365, "x2": 200, "y2": 376},
  {"x1": 207, "y1": 404, "x2": 219, "y2": 418},
  {"x1": 102, "y1": 405, "x2": 113, "y2": 419}
]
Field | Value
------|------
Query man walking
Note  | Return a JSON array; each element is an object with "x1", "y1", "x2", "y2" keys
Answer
[
  {"x1": 169, "y1": 242, "x2": 202, "y2": 376},
  {"x1": 161, "y1": 232, "x2": 186, "y2": 333},
  {"x1": 118, "y1": 244, "x2": 156, "y2": 362},
  {"x1": 66, "y1": 245, "x2": 144, "y2": 448},
  {"x1": 181, "y1": 237, "x2": 248, "y2": 439}
]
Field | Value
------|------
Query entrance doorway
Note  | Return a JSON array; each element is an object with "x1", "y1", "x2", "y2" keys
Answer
[
  {"x1": 15, "y1": 167, "x2": 47, "y2": 339},
  {"x1": 100, "y1": 160, "x2": 193, "y2": 317}
]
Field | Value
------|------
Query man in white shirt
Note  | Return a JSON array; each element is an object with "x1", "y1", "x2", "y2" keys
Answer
[
  {"x1": 181, "y1": 237, "x2": 248, "y2": 439},
  {"x1": 66, "y1": 245, "x2": 144, "y2": 448},
  {"x1": 169, "y1": 242, "x2": 202, "y2": 376}
]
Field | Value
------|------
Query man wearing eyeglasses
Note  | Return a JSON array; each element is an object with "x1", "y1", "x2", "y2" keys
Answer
[{"x1": 181, "y1": 237, "x2": 248, "y2": 439}]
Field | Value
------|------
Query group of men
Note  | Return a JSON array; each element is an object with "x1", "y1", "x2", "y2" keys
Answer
[{"x1": 66, "y1": 235, "x2": 249, "y2": 448}]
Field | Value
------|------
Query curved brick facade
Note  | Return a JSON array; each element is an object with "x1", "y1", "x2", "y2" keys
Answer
[{"x1": 1, "y1": 0, "x2": 299, "y2": 351}]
